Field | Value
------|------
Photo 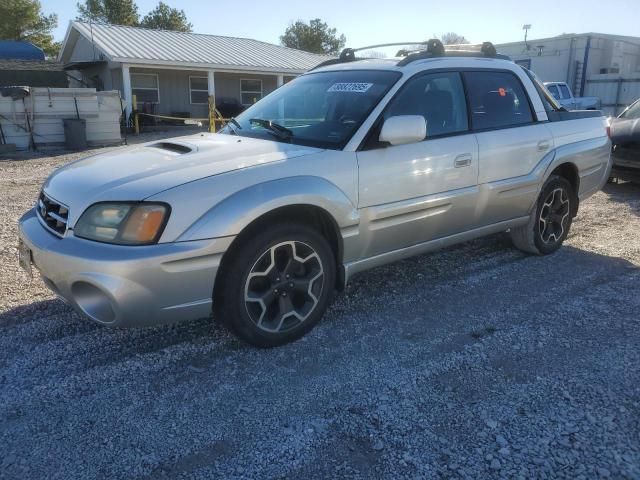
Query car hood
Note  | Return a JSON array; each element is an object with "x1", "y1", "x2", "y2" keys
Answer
[{"x1": 43, "y1": 133, "x2": 323, "y2": 225}]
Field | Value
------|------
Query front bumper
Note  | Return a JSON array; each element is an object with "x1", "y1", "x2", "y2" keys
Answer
[{"x1": 18, "y1": 209, "x2": 234, "y2": 327}]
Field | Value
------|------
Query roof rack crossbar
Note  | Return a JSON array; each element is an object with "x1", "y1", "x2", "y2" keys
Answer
[
  {"x1": 310, "y1": 39, "x2": 509, "y2": 71},
  {"x1": 397, "y1": 39, "x2": 508, "y2": 66}
]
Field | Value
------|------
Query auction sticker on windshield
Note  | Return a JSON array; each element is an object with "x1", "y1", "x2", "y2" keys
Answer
[{"x1": 327, "y1": 83, "x2": 373, "y2": 93}]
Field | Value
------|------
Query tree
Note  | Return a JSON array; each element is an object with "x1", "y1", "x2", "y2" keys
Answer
[
  {"x1": 0, "y1": 0, "x2": 60, "y2": 57},
  {"x1": 77, "y1": 0, "x2": 139, "y2": 25},
  {"x1": 280, "y1": 19, "x2": 346, "y2": 55},
  {"x1": 441, "y1": 32, "x2": 469, "y2": 45},
  {"x1": 140, "y1": 2, "x2": 192, "y2": 32}
]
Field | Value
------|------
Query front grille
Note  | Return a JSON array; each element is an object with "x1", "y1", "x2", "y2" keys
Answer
[{"x1": 37, "y1": 191, "x2": 69, "y2": 237}]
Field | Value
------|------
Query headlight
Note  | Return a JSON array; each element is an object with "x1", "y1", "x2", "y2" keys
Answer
[{"x1": 74, "y1": 202, "x2": 170, "y2": 245}]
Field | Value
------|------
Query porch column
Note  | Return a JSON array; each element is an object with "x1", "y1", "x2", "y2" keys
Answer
[
  {"x1": 276, "y1": 74, "x2": 285, "y2": 121},
  {"x1": 207, "y1": 70, "x2": 216, "y2": 131},
  {"x1": 122, "y1": 64, "x2": 133, "y2": 119},
  {"x1": 207, "y1": 70, "x2": 216, "y2": 98}
]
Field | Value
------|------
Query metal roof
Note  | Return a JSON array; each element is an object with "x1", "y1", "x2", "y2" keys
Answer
[
  {"x1": 0, "y1": 59, "x2": 63, "y2": 71},
  {"x1": 65, "y1": 21, "x2": 331, "y2": 74}
]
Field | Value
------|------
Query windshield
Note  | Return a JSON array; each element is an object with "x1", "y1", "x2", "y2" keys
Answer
[
  {"x1": 220, "y1": 70, "x2": 401, "y2": 149},
  {"x1": 620, "y1": 99, "x2": 640, "y2": 119}
]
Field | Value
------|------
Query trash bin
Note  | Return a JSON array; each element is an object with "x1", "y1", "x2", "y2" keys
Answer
[{"x1": 63, "y1": 118, "x2": 87, "y2": 150}]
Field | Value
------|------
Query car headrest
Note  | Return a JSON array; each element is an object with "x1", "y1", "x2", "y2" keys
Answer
[{"x1": 483, "y1": 89, "x2": 515, "y2": 117}]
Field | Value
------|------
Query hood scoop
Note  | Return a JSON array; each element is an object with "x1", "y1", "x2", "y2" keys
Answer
[{"x1": 146, "y1": 142, "x2": 194, "y2": 155}]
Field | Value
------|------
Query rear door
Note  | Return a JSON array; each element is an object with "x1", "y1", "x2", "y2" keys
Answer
[
  {"x1": 356, "y1": 71, "x2": 479, "y2": 258},
  {"x1": 463, "y1": 70, "x2": 554, "y2": 225}
]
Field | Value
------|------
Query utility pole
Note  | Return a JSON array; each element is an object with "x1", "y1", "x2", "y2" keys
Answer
[{"x1": 523, "y1": 24, "x2": 532, "y2": 50}]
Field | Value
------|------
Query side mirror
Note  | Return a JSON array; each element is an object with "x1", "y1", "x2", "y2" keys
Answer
[{"x1": 379, "y1": 115, "x2": 426, "y2": 146}]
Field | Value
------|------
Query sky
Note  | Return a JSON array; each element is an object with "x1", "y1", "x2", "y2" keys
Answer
[{"x1": 45, "y1": 0, "x2": 637, "y2": 47}]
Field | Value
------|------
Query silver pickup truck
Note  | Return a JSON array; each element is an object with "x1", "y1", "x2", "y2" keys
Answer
[
  {"x1": 544, "y1": 81, "x2": 601, "y2": 110},
  {"x1": 19, "y1": 40, "x2": 611, "y2": 347}
]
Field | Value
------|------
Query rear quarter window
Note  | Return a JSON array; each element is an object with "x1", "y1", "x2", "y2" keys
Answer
[
  {"x1": 547, "y1": 84, "x2": 560, "y2": 100},
  {"x1": 463, "y1": 71, "x2": 534, "y2": 130},
  {"x1": 558, "y1": 84, "x2": 572, "y2": 99}
]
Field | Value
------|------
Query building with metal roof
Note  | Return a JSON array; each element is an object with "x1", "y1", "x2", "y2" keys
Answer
[{"x1": 58, "y1": 21, "x2": 330, "y2": 120}]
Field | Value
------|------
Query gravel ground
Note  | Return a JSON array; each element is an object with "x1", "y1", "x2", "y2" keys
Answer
[{"x1": 1, "y1": 144, "x2": 639, "y2": 479}]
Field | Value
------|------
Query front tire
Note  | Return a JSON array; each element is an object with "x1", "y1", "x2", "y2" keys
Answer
[
  {"x1": 510, "y1": 175, "x2": 576, "y2": 255},
  {"x1": 215, "y1": 224, "x2": 336, "y2": 347}
]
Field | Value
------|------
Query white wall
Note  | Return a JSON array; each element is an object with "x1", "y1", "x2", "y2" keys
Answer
[{"x1": 498, "y1": 35, "x2": 640, "y2": 95}]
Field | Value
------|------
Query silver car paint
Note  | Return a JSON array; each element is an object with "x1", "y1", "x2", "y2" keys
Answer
[
  {"x1": 43, "y1": 135, "x2": 323, "y2": 227},
  {"x1": 19, "y1": 56, "x2": 612, "y2": 327},
  {"x1": 19, "y1": 209, "x2": 234, "y2": 326},
  {"x1": 356, "y1": 133, "x2": 479, "y2": 258},
  {"x1": 149, "y1": 149, "x2": 359, "y2": 244}
]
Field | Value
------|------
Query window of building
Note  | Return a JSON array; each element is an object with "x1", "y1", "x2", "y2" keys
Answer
[
  {"x1": 240, "y1": 79, "x2": 263, "y2": 106},
  {"x1": 463, "y1": 71, "x2": 534, "y2": 130},
  {"x1": 384, "y1": 71, "x2": 468, "y2": 138},
  {"x1": 131, "y1": 73, "x2": 159, "y2": 103},
  {"x1": 189, "y1": 76, "x2": 209, "y2": 104}
]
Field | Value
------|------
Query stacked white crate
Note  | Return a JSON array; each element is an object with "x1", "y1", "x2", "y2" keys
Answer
[{"x1": 0, "y1": 88, "x2": 122, "y2": 150}]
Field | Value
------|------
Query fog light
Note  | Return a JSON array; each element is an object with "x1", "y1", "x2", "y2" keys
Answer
[{"x1": 71, "y1": 281, "x2": 116, "y2": 324}]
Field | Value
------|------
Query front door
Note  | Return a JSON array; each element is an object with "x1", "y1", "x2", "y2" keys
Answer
[{"x1": 356, "y1": 71, "x2": 479, "y2": 259}]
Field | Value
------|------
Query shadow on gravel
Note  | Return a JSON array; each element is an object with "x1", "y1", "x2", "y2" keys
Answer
[
  {"x1": 602, "y1": 181, "x2": 640, "y2": 216},
  {"x1": 2, "y1": 233, "x2": 640, "y2": 479},
  {"x1": 2, "y1": 234, "x2": 638, "y2": 360},
  {"x1": 0, "y1": 298, "x2": 74, "y2": 328}
]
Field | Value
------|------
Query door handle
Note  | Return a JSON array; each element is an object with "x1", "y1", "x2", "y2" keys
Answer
[
  {"x1": 538, "y1": 140, "x2": 551, "y2": 151},
  {"x1": 454, "y1": 153, "x2": 472, "y2": 168}
]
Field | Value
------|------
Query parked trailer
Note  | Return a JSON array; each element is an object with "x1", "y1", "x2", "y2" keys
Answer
[{"x1": 0, "y1": 88, "x2": 122, "y2": 150}]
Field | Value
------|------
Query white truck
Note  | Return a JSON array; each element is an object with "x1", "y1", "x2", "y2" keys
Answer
[{"x1": 544, "y1": 81, "x2": 600, "y2": 110}]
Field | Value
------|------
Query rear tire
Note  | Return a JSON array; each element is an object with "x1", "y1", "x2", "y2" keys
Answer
[
  {"x1": 510, "y1": 175, "x2": 576, "y2": 255},
  {"x1": 215, "y1": 224, "x2": 336, "y2": 347}
]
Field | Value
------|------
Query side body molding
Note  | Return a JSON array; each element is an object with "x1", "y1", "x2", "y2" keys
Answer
[{"x1": 176, "y1": 176, "x2": 360, "y2": 242}]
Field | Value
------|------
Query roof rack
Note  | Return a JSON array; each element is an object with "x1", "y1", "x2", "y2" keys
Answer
[
  {"x1": 310, "y1": 39, "x2": 510, "y2": 71},
  {"x1": 397, "y1": 39, "x2": 511, "y2": 66},
  {"x1": 310, "y1": 41, "x2": 429, "y2": 71}
]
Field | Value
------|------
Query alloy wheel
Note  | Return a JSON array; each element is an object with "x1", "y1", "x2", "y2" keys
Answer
[
  {"x1": 244, "y1": 241, "x2": 324, "y2": 333},
  {"x1": 539, "y1": 187, "x2": 570, "y2": 244}
]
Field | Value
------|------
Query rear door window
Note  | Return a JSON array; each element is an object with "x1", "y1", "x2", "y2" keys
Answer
[{"x1": 463, "y1": 71, "x2": 534, "y2": 130}]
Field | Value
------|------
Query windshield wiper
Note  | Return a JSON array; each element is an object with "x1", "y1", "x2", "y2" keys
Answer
[
  {"x1": 224, "y1": 117, "x2": 242, "y2": 135},
  {"x1": 249, "y1": 118, "x2": 293, "y2": 141}
]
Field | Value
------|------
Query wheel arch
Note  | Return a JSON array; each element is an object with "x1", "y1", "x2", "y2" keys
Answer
[
  {"x1": 177, "y1": 176, "x2": 358, "y2": 243},
  {"x1": 549, "y1": 162, "x2": 580, "y2": 215},
  {"x1": 192, "y1": 177, "x2": 357, "y2": 301},
  {"x1": 219, "y1": 203, "x2": 345, "y2": 292}
]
